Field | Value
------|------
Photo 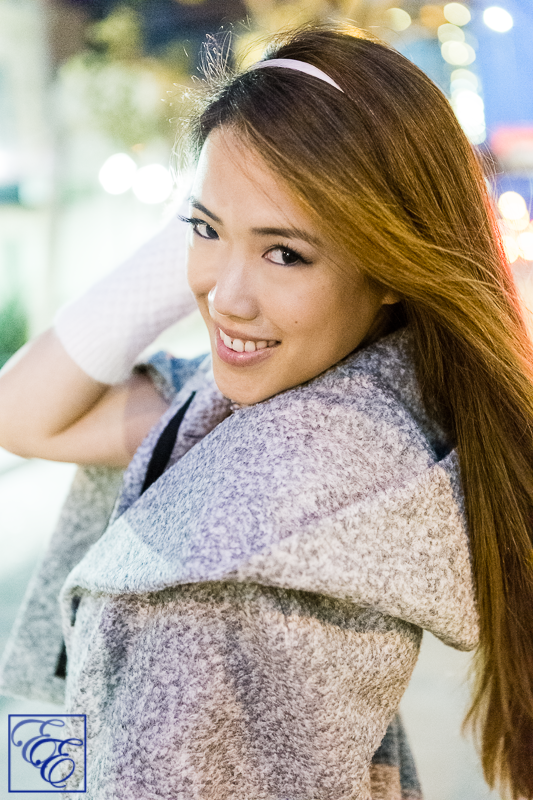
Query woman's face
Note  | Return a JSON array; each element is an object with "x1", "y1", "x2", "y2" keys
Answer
[{"x1": 187, "y1": 128, "x2": 396, "y2": 405}]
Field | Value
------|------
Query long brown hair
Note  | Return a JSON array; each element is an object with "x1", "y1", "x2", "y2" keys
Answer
[{"x1": 183, "y1": 24, "x2": 533, "y2": 797}]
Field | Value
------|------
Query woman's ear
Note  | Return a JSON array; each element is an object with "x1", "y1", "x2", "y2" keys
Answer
[{"x1": 381, "y1": 290, "x2": 402, "y2": 306}]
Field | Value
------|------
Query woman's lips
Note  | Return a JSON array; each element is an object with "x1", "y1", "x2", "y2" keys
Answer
[{"x1": 214, "y1": 327, "x2": 279, "y2": 367}]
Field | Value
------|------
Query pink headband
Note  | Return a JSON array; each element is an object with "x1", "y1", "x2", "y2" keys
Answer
[{"x1": 249, "y1": 58, "x2": 344, "y2": 93}]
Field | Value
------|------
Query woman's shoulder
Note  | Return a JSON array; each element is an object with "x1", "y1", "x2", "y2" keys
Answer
[
  {"x1": 328, "y1": 326, "x2": 450, "y2": 458},
  {"x1": 235, "y1": 326, "x2": 450, "y2": 472}
]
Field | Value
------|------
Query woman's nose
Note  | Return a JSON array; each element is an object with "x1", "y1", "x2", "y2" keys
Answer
[{"x1": 208, "y1": 265, "x2": 260, "y2": 322}]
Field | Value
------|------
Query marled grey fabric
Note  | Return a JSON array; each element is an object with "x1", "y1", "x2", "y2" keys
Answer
[
  {"x1": 0, "y1": 465, "x2": 123, "y2": 704},
  {"x1": 54, "y1": 327, "x2": 478, "y2": 799}
]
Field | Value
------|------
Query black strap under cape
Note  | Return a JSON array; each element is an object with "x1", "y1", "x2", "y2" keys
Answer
[{"x1": 55, "y1": 391, "x2": 196, "y2": 679}]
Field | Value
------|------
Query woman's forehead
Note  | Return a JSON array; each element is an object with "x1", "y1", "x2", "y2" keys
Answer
[
  {"x1": 192, "y1": 128, "x2": 317, "y2": 232},
  {"x1": 194, "y1": 128, "x2": 279, "y2": 195}
]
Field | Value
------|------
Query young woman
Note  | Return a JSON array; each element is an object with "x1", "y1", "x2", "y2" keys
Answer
[{"x1": 1, "y1": 23, "x2": 533, "y2": 800}]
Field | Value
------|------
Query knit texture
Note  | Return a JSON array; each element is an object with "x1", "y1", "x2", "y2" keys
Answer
[
  {"x1": 52, "y1": 327, "x2": 478, "y2": 798},
  {"x1": 54, "y1": 213, "x2": 197, "y2": 384}
]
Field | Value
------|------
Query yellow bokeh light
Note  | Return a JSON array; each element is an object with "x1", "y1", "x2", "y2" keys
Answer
[
  {"x1": 444, "y1": 3, "x2": 471, "y2": 26},
  {"x1": 441, "y1": 40, "x2": 476, "y2": 65},
  {"x1": 450, "y1": 68, "x2": 478, "y2": 91},
  {"x1": 499, "y1": 214, "x2": 530, "y2": 234},
  {"x1": 438, "y1": 23, "x2": 465, "y2": 43},
  {"x1": 420, "y1": 4, "x2": 447, "y2": 29},
  {"x1": 384, "y1": 7, "x2": 412, "y2": 31},
  {"x1": 505, "y1": 213, "x2": 530, "y2": 232},
  {"x1": 498, "y1": 191, "x2": 528, "y2": 221}
]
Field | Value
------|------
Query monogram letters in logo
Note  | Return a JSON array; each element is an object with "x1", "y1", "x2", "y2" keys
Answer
[{"x1": 8, "y1": 715, "x2": 87, "y2": 793}]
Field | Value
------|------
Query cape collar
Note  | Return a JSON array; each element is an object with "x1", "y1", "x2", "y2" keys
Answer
[{"x1": 63, "y1": 327, "x2": 478, "y2": 650}]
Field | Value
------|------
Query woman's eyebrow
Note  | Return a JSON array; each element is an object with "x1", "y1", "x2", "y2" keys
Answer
[
  {"x1": 189, "y1": 197, "x2": 319, "y2": 245},
  {"x1": 250, "y1": 226, "x2": 320, "y2": 246},
  {"x1": 188, "y1": 198, "x2": 222, "y2": 223}
]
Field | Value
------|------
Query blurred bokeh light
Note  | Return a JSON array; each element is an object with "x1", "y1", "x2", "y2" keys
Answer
[
  {"x1": 384, "y1": 7, "x2": 412, "y2": 30},
  {"x1": 483, "y1": 5, "x2": 514, "y2": 32},
  {"x1": 444, "y1": 3, "x2": 471, "y2": 26},
  {"x1": 98, "y1": 152, "x2": 137, "y2": 194}
]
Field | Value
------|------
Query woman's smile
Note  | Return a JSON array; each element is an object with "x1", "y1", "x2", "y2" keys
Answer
[
  {"x1": 186, "y1": 127, "x2": 397, "y2": 405},
  {"x1": 215, "y1": 325, "x2": 279, "y2": 366}
]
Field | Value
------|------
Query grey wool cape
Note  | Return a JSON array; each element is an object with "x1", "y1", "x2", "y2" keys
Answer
[{"x1": 0, "y1": 328, "x2": 479, "y2": 800}]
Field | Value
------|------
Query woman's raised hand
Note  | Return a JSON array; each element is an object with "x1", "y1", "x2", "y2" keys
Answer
[{"x1": 0, "y1": 213, "x2": 195, "y2": 467}]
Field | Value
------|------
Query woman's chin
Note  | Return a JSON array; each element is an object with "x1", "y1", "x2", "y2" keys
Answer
[
  {"x1": 213, "y1": 375, "x2": 264, "y2": 406},
  {"x1": 210, "y1": 363, "x2": 274, "y2": 407}
]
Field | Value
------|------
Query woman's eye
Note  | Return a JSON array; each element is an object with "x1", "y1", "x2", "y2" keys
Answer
[
  {"x1": 193, "y1": 220, "x2": 218, "y2": 240},
  {"x1": 266, "y1": 246, "x2": 309, "y2": 266},
  {"x1": 179, "y1": 216, "x2": 218, "y2": 240}
]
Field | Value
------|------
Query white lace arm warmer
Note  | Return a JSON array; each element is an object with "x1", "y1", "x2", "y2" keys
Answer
[{"x1": 54, "y1": 213, "x2": 197, "y2": 385}]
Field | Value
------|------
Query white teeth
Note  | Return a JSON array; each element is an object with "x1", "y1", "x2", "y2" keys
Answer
[{"x1": 219, "y1": 329, "x2": 277, "y2": 353}]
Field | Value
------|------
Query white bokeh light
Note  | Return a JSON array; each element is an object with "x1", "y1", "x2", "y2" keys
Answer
[
  {"x1": 451, "y1": 90, "x2": 486, "y2": 143},
  {"x1": 438, "y1": 23, "x2": 465, "y2": 43},
  {"x1": 444, "y1": 3, "x2": 471, "y2": 26},
  {"x1": 498, "y1": 191, "x2": 528, "y2": 221},
  {"x1": 483, "y1": 6, "x2": 514, "y2": 32},
  {"x1": 450, "y1": 68, "x2": 478, "y2": 92},
  {"x1": 441, "y1": 40, "x2": 476, "y2": 65},
  {"x1": 383, "y1": 7, "x2": 412, "y2": 31},
  {"x1": 507, "y1": 213, "x2": 530, "y2": 232},
  {"x1": 517, "y1": 231, "x2": 533, "y2": 261},
  {"x1": 99, "y1": 153, "x2": 137, "y2": 195},
  {"x1": 132, "y1": 164, "x2": 173, "y2": 204},
  {"x1": 502, "y1": 234, "x2": 520, "y2": 263}
]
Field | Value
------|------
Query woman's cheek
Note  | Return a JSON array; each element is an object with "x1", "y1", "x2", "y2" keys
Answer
[{"x1": 280, "y1": 285, "x2": 328, "y2": 338}]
